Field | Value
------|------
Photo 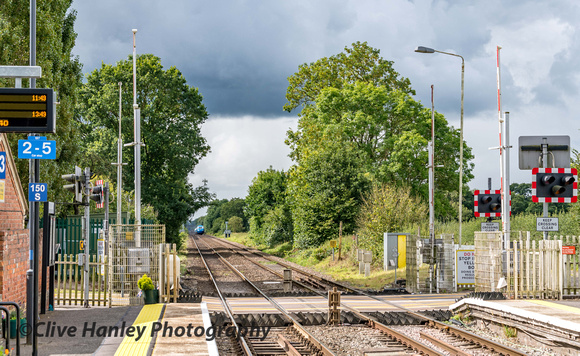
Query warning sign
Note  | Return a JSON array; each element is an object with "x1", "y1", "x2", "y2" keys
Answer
[
  {"x1": 536, "y1": 217, "x2": 559, "y2": 232},
  {"x1": 456, "y1": 249, "x2": 475, "y2": 285},
  {"x1": 97, "y1": 238, "x2": 105, "y2": 275},
  {"x1": 563, "y1": 246, "x2": 576, "y2": 255}
]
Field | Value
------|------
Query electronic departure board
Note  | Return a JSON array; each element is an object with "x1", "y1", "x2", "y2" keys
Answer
[{"x1": 0, "y1": 88, "x2": 55, "y2": 133}]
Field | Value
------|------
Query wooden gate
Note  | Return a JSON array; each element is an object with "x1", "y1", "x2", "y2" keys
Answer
[
  {"x1": 505, "y1": 236, "x2": 562, "y2": 299},
  {"x1": 54, "y1": 254, "x2": 109, "y2": 306}
]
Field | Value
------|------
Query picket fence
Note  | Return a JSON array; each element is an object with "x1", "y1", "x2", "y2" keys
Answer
[{"x1": 475, "y1": 232, "x2": 580, "y2": 300}]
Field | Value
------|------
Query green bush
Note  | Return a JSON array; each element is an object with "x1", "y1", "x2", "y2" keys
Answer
[
  {"x1": 138, "y1": 274, "x2": 154, "y2": 291},
  {"x1": 356, "y1": 183, "x2": 427, "y2": 263},
  {"x1": 228, "y1": 216, "x2": 244, "y2": 232}
]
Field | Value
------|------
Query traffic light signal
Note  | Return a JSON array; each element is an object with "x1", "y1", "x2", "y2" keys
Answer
[
  {"x1": 532, "y1": 168, "x2": 578, "y2": 203},
  {"x1": 474, "y1": 190, "x2": 501, "y2": 217},
  {"x1": 89, "y1": 184, "x2": 104, "y2": 206},
  {"x1": 62, "y1": 166, "x2": 83, "y2": 203}
]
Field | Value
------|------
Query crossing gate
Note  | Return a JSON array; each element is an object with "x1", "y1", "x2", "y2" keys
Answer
[
  {"x1": 474, "y1": 232, "x2": 580, "y2": 299},
  {"x1": 54, "y1": 254, "x2": 109, "y2": 306}
]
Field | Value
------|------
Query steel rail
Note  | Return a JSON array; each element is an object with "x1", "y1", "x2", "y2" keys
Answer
[
  {"x1": 190, "y1": 235, "x2": 254, "y2": 356},
  {"x1": 207, "y1": 236, "x2": 445, "y2": 355},
  {"x1": 211, "y1": 235, "x2": 528, "y2": 356},
  {"x1": 195, "y1": 235, "x2": 335, "y2": 356}
]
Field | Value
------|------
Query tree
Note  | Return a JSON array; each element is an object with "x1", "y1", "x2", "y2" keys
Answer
[
  {"x1": 246, "y1": 167, "x2": 292, "y2": 246},
  {"x1": 204, "y1": 198, "x2": 247, "y2": 234},
  {"x1": 287, "y1": 82, "x2": 473, "y2": 221},
  {"x1": 0, "y1": 1, "x2": 83, "y2": 210},
  {"x1": 284, "y1": 41, "x2": 414, "y2": 113},
  {"x1": 289, "y1": 139, "x2": 369, "y2": 248},
  {"x1": 77, "y1": 54, "x2": 211, "y2": 244},
  {"x1": 228, "y1": 216, "x2": 244, "y2": 233},
  {"x1": 356, "y1": 183, "x2": 427, "y2": 263}
]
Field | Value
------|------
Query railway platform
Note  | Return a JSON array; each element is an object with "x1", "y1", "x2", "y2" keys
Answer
[
  {"x1": 14, "y1": 295, "x2": 580, "y2": 355},
  {"x1": 450, "y1": 297, "x2": 580, "y2": 353}
]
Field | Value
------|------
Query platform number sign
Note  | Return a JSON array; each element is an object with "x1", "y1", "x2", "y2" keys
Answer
[
  {"x1": 0, "y1": 152, "x2": 5, "y2": 179},
  {"x1": 18, "y1": 136, "x2": 56, "y2": 160},
  {"x1": 28, "y1": 183, "x2": 47, "y2": 202}
]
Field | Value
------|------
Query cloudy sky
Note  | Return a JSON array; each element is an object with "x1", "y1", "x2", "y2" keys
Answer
[{"x1": 71, "y1": 0, "x2": 580, "y2": 217}]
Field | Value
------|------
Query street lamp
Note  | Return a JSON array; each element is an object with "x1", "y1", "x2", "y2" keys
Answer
[{"x1": 415, "y1": 46, "x2": 465, "y2": 246}]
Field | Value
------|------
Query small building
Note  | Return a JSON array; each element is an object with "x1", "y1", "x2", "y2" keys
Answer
[{"x1": 0, "y1": 133, "x2": 29, "y2": 306}]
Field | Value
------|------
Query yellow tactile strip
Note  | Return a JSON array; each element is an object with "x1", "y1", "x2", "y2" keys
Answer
[
  {"x1": 527, "y1": 300, "x2": 580, "y2": 314},
  {"x1": 114, "y1": 304, "x2": 164, "y2": 356}
]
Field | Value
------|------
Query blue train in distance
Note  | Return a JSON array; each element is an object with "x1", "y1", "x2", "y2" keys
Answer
[{"x1": 195, "y1": 225, "x2": 204, "y2": 234}]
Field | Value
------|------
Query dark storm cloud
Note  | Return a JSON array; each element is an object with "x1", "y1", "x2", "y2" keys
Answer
[
  {"x1": 70, "y1": 0, "x2": 580, "y2": 198},
  {"x1": 71, "y1": 0, "x2": 358, "y2": 117}
]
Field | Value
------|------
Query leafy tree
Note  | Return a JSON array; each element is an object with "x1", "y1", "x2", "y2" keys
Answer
[
  {"x1": 204, "y1": 198, "x2": 247, "y2": 234},
  {"x1": 287, "y1": 82, "x2": 473, "y2": 221},
  {"x1": 357, "y1": 183, "x2": 427, "y2": 263},
  {"x1": 227, "y1": 216, "x2": 244, "y2": 233},
  {"x1": 289, "y1": 139, "x2": 369, "y2": 248},
  {"x1": 219, "y1": 198, "x2": 247, "y2": 229},
  {"x1": 245, "y1": 167, "x2": 292, "y2": 245},
  {"x1": 284, "y1": 41, "x2": 414, "y2": 113},
  {"x1": 0, "y1": 1, "x2": 83, "y2": 210},
  {"x1": 77, "y1": 54, "x2": 211, "y2": 244}
]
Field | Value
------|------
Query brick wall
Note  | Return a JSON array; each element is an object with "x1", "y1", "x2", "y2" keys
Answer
[
  {"x1": 0, "y1": 230, "x2": 28, "y2": 306},
  {"x1": 0, "y1": 135, "x2": 29, "y2": 308}
]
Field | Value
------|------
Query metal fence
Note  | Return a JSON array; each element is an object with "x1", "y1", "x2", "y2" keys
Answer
[
  {"x1": 108, "y1": 224, "x2": 165, "y2": 306},
  {"x1": 52, "y1": 214, "x2": 155, "y2": 258},
  {"x1": 406, "y1": 234, "x2": 457, "y2": 294}
]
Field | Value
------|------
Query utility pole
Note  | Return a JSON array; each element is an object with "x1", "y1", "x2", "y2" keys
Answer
[
  {"x1": 113, "y1": 82, "x2": 126, "y2": 226},
  {"x1": 124, "y1": 29, "x2": 142, "y2": 246},
  {"x1": 27, "y1": 1, "x2": 39, "y2": 353},
  {"x1": 83, "y1": 168, "x2": 91, "y2": 307}
]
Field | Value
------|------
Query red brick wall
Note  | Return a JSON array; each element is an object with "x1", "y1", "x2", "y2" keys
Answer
[
  {"x1": 0, "y1": 137, "x2": 29, "y2": 308},
  {"x1": 0, "y1": 230, "x2": 28, "y2": 306}
]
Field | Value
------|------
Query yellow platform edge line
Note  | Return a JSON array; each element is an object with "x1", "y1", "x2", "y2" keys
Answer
[
  {"x1": 526, "y1": 300, "x2": 580, "y2": 314},
  {"x1": 114, "y1": 304, "x2": 164, "y2": 356}
]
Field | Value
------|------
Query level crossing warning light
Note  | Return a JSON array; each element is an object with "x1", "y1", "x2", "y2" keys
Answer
[
  {"x1": 90, "y1": 184, "x2": 104, "y2": 206},
  {"x1": 532, "y1": 167, "x2": 577, "y2": 203},
  {"x1": 474, "y1": 190, "x2": 502, "y2": 217},
  {"x1": 62, "y1": 166, "x2": 83, "y2": 203},
  {"x1": 91, "y1": 179, "x2": 104, "y2": 208}
]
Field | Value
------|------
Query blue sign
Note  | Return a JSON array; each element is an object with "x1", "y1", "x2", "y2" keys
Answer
[
  {"x1": 0, "y1": 152, "x2": 5, "y2": 179},
  {"x1": 18, "y1": 136, "x2": 56, "y2": 159},
  {"x1": 29, "y1": 183, "x2": 47, "y2": 202}
]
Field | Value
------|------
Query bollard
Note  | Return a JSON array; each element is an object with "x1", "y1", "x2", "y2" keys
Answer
[
  {"x1": 363, "y1": 251, "x2": 372, "y2": 277},
  {"x1": 283, "y1": 269, "x2": 292, "y2": 292},
  {"x1": 358, "y1": 249, "x2": 364, "y2": 274}
]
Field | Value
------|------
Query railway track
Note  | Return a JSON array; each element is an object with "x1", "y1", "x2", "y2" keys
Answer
[{"x1": 192, "y1": 234, "x2": 529, "y2": 355}]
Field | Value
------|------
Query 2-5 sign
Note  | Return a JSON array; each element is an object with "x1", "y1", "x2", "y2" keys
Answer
[
  {"x1": 18, "y1": 136, "x2": 56, "y2": 159},
  {"x1": 28, "y1": 183, "x2": 47, "y2": 202}
]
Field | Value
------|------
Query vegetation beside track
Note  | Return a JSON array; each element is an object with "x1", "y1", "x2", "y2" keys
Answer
[
  {"x1": 228, "y1": 232, "x2": 405, "y2": 290},
  {"x1": 225, "y1": 208, "x2": 580, "y2": 291}
]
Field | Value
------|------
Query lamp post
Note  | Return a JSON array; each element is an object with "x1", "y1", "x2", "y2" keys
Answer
[{"x1": 415, "y1": 46, "x2": 465, "y2": 246}]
